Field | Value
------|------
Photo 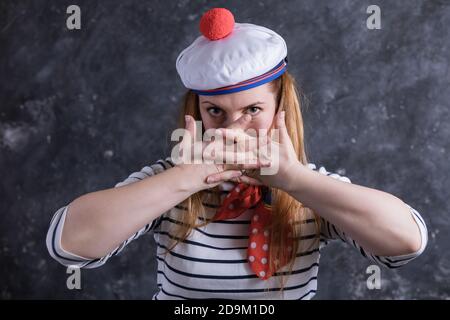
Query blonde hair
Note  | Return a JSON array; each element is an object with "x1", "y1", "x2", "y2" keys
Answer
[{"x1": 164, "y1": 71, "x2": 321, "y2": 296}]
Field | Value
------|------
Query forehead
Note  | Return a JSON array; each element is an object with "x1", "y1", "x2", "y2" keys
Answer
[{"x1": 198, "y1": 82, "x2": 275, "y2": 108}]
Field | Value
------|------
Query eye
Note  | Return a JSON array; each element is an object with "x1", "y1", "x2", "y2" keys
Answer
[
  {"x1": 206, "y1": 106, "x2": 223, "y2": 117},
  {"x1": 246, "y1": 106, "x2": 262, "y2": 115}
]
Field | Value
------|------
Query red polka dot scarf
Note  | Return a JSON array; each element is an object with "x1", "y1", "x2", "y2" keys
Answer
[{"x1": 212, "y1": 183, "x2": 294, "y2": 280}]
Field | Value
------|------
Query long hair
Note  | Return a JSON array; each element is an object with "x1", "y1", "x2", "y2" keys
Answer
[{"x1": 164, "y1": 71, "x2": 321, "y2": 296}]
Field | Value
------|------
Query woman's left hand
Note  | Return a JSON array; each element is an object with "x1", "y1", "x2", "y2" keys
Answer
[{"x1": 205, "y1": 110, "x2": 302, "y2": 191}]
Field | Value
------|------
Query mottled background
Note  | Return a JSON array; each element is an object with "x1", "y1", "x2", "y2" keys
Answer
[{"x1": 1, "y1": 0, "x2": 448, "y2": 299}]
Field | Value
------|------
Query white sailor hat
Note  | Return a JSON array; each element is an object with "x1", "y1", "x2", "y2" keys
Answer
[{"x1": 176, "y1": 8, "x2": 288, "y2": 96}]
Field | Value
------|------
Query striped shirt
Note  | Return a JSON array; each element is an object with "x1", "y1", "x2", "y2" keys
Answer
[{"x1": 46, "y1": 158, "x2": 428, "y2": 300}]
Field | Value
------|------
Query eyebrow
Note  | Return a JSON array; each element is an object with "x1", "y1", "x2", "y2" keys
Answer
[{"x1": 201, "y1": 100, "x2": 265, "y2": 109}]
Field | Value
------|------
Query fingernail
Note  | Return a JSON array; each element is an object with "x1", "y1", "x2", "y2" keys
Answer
[
  {"x1": 185, "y1": 115, "x2": 190, "y2": 123},
  {"x1": 206, "y1": 177, "x2": 215, "y2": 183}
]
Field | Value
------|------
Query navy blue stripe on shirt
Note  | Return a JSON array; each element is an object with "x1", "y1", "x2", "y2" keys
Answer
[
  {"x1": 156, "y1": 254, "x2": 319, "y2": 280},
  {"x1": 156, "y1": 242, "x2": 320, "y2": 264},
  {"x1": 157, "y1": 216, "x2": 320, "y2": 240},
  {"x1": 297, "y1": 289, "x2": 317, "y2": 300},
  {"x1": 155, "y1": 231, "x2": 248, "y2": 250},
  {"x1": 157, "y1": 270, "x2": 317, "y2": 293}
]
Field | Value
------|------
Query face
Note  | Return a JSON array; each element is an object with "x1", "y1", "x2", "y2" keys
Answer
[{"x1": 198, "y1": 82, "x2": 278, "y2": 132}]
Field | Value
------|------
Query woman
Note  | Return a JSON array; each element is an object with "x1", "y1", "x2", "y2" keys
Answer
[{"x1": 46, "y1": 8, "x2": 427, "y2": 299}]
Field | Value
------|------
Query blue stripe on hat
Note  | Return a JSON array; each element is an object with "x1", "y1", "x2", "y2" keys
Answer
[{"x1": 192, "y1": 59, "x2": 288, "y2": 96}]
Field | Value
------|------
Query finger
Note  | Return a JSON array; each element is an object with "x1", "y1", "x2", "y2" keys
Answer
[
  {"x1": 221, "y1": 113, "x2": 252, "y2": 131},
  {"x1": 227, "y1": 113, "x2": 252, "y2": 130},
  {"x1": 182, "y1": 115, "x2": 195, "y2": 148},
  {"x1": 230, "y1": 175, "x2": 263, "y2": 186},
  {"x1": 216, "y1": 128, "x2": 257, "y2": 151},
  {"x1": 184, "y1": 115, "x2": 196, "y2": 141},
  {"x1": 205, "y1": 150, "x2": 259, "y2": 166},
  {"x1": 257, "y1": 134, "x2": 273, "y2": 161},
  {"x1": 221, "y1": 161, "x2": 271, "y2": 171},
  {"x1": 207, "y1": 144, "x2": 272, "y2": 168},
  {"x1": 240, "y1": 161, "x2": 271, "y2": 169},
  {"x1": 180, "y1": 116, "x2": 193, "y2": 163},
  {"x1": 206, "y1": 170, "x2": 243, "y2": 184},
  {"x1": 232, "y1": 160, "x2": 271, "y2": 170},
  {"x1": 215, "y1": 129, "x2": 260, "y2": 157},
  {"x1": 182, "y1": 115, "x2": 201, "y2": 163},
  {"x1": 273, "y1": 110, "x2": 289, "y2": 144},
  {"x1": 202, "y1": 133, "x2": 225, "y2": 163}
]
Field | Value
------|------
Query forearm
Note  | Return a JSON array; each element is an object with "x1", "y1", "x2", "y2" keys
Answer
[
  {"x1": 284, "y1": 163, "x2": 422, "y2": 256},
  {"x1": 61, "y1": 165, "x2": 195, "y2": 259}
]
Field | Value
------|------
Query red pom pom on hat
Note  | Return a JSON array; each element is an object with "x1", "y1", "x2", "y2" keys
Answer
[{"x1": 199, "y1": 8, "x2": 235, "y2": 41}]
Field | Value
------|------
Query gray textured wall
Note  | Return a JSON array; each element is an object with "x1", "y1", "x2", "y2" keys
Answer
[{"x1": 1, "y1": 0, "x2": 448, "y2": 299}]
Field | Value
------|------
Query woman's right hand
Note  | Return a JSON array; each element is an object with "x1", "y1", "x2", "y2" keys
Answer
[{"x1": 176, "y1": 115, "x2": 266, "y2": 193}]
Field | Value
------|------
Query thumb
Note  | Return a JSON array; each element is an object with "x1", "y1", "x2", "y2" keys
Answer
[
  {"x1": 181, "y1": 115, "x2": 196, "y2": 163},
  {"x1": 185, "y1": 115, "x2": 196, "y2": 138},
  {"x1": 184, "y1": 115, "x2": 196, "y2": 142}
]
